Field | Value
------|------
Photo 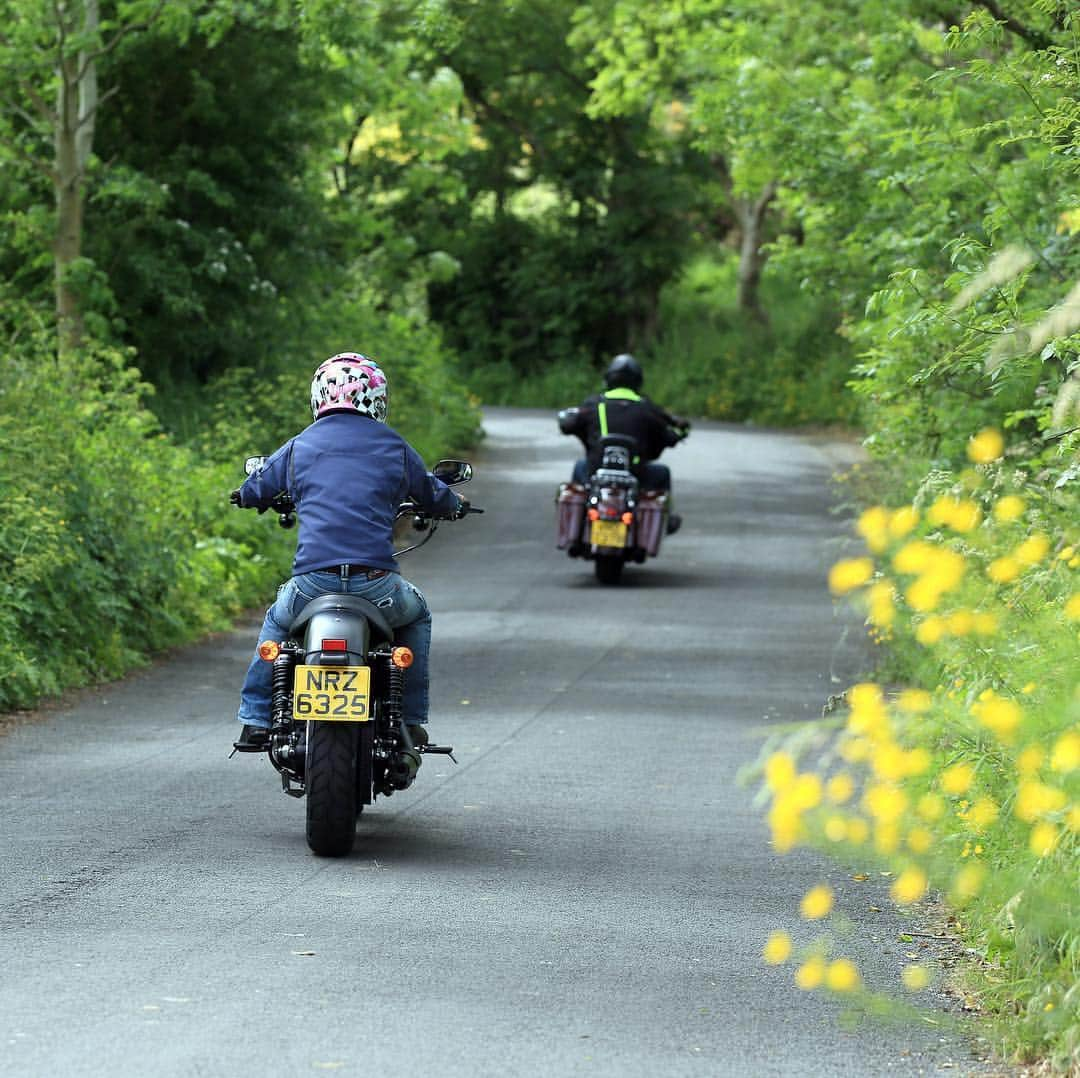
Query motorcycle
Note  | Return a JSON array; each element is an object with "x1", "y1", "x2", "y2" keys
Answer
[
  {"x1": 554, "y1": 417, "x2": 672, "y2": 586},
  {"x1": 232, "y1": 458, "x2": 481, "y2": 857}
]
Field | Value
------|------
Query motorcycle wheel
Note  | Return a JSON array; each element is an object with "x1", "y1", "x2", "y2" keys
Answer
[
  {"x1": 594, "y1": 555, "x2": 624, "y2": 585},
  {"x1": 305, "y1": 721, "x2": 359, "y2": 857}
]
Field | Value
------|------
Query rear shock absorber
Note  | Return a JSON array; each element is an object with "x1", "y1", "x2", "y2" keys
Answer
[
  {"x1": 271, "y1": 649, "x2": 296, "y2": 726},
  {"x1": 384, "y1": 653, "x2": 405, "y2": 725}
]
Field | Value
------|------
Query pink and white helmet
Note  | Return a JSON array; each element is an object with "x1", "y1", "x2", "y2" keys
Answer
[{"x1": 310, "y1": 352, "x2": 388, "y2": 422}]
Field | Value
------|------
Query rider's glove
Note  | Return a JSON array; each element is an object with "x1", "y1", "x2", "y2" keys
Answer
[
  {"x1": 452, "y1": 495, "x2": 470, "y2": 520},
  {"x1": 229, "y1": 489, "x2": 243, "y2": 507}
]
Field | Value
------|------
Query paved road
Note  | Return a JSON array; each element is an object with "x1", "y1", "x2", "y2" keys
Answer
[{"x1": 0, "y1": 409, "x2": 990, "y2": 1076}]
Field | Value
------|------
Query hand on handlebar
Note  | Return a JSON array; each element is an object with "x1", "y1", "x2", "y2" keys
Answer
[{"x1": 229, "y1": 489, "x2": 243, "y2": 507}]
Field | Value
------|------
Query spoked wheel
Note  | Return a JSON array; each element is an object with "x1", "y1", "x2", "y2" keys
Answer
[
  {"x1": 594, "y1": 555, "x2": 624, "y2": 585},
  {"x1": 305, "y1": 722, "x2": 359, "y2": 857}
]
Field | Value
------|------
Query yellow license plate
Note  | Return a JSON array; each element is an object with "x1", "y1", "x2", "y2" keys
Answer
[
  {"x1": 591, "y1": 519, "x2": 628, "y2": 547},
  {"x1": 293, "y1": 665, "x2": 371, "y2": 722}
]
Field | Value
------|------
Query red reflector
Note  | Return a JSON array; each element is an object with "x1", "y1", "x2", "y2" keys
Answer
[{"x1": 321, "y1": 638, "x2": 348, "y2": 652}]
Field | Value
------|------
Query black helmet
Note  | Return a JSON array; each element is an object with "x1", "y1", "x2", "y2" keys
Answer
[{"x1": 604, "y1": 353, "x2": 643, "y2": 391}]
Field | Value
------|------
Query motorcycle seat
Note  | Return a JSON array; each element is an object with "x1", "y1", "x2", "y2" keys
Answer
[{"x1": 289, "y1": 593, "x2": 394, "y2": 642}]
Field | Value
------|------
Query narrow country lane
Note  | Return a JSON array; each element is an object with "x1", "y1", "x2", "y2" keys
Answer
[{"x1": 0, "y1": 409, "x2": 992, "y2": 1077}]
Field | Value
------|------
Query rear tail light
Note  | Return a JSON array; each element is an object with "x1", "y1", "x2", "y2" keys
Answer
[{"x1": 321, "y1": 638, "x2": 348, "y2": 652}]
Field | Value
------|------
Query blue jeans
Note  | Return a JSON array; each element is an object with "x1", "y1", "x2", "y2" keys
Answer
[{"x1": 237, "y1": 570, "x2": 431, "y2": 729}]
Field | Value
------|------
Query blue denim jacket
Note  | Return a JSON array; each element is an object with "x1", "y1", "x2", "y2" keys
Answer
[{"x1": 238, "y1": 412, "x2": 459, "y2": 574}]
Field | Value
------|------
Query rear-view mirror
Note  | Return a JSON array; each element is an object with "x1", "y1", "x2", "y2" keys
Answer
[{"x1": 432, "y1": 459, "x2": 472, "y2": 485}]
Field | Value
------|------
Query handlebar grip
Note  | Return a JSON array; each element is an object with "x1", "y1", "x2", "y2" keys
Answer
[{"x1": 467, "y1": 506, "x2": 485, "y2": 514}]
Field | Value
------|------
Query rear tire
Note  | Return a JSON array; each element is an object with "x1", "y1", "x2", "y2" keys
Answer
[
  {"x1": 595, "y1": 555, "x2": 624, "y2": 585},
  {"x1": 305, "y1": 722, "x2": 359, "y2": 857}
]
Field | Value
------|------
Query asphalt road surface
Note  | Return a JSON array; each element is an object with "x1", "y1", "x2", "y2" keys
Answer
[{"x1": 0, "y1": 409, "x2": 993, "y2": 1077}]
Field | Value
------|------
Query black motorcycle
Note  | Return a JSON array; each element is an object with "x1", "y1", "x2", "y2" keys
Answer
[
  {"x1": 555, "y1": 420, "x2": 674, "y2": 585},
  {"x1": 233, "y1": 458, "x2": 480, "y2": 857}
]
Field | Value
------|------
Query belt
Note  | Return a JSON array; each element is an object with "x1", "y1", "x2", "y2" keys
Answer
[{"x1": 315, "y1": 565, "x2": 390, "y2": 580}]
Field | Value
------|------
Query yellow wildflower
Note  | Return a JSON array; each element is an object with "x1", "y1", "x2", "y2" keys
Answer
[
  {"x1": 1065, "y1": 593, "x2": 1080, "y2": 621},
  {"x1": 928, "y1": 496, "x2": 981, "y2": 533},
  {"x1": 951, "y1": 863, "x2": 986, "y2": 902},
  {"x1": 916, "y1": 792, "x2": 945, "y2": 821},
  {"x1": 946, "y1": 610, "x2": 974, "y2": 636},
  {"x1": 902, "y1": 964, "x2": 930, "y2": 991},
  {"x1": 1029, "y1": 822, "x2": 1059, "y2": 858},
  {"x1": 875, "y1": 821, "x2": 901, "y2": 853},
  {"x1": 847, "y1": 817, "x2": 870, "y2": 844},
  {"x1": 829, "y1": 558, "x2": 873, "y2": 594},
  {"x1": 1015, "y1": 533, "x2": 1050, "y2": 566},
  {"x1": 1066, "y1": 806, "x2": 1080, "y2": 833},
  {"x1": 762, "y1": 931, "x2": 792, "y2": 965},
  {"x1": 907, "y1": 827, "x2": 933, "y2": 854},
  {"x1": 988, "y1": 557, "x2": 1020, "y2": 584},
  {"x1": 891, "y1": 867, "x2": 928, "y2": 905},
  {"x1": 897, "y1": 689, "x2": 933, "y2": 713},
  {"x1": 764, "y1": 751, "x2": 797, "y2": 793},
  {"x1": 1050, "y1": 731, "x2": 1080, "y2": 773},
  {"x1": 888, "y1": 506, "x2": 919, "y2": 539},
  {"x1": 825, "y1": 959, "x2": 861, "y2": 993},
  {"x1": 993, "y1": 495, "x2": 1025, "y2": 522},
  {"x1": 971, "y1": 694, "x2": 1023, "y2": 740},
  {"x1": 940, "y1": 762, "x2": 975, "y2": 795},
  {"x1": 906, "y1": 577, "x2": 944, "y2": 613},
  {"x1": 1015, "y1": 780, "x2": 1067, "y2": 822},
  {"x1": 856, "y1": 507, "x2": 890, "y2": 553},
  {"x1": 972, "y1": 611, "x2": 999, "y2": 636},
  {"x1": 800, "y1": 885, "x2": 834, "y2": 920},
  {"x1": 826, "y1": 772, "x2": 855, "y2": 804},
  {"x1": 1017, "y1": 744, "x2": 1045, "y2": 775},
  {"x1": 824, "y1": 816, "x2": 848, "y2": 842},
  {"x1": 893, "y1": 541, "x2": 936, "y2": 575},
  {"x1": 867, "y1": 581, "x2": 895, "y2": 627},
  {"x1": 915, "y1": 616, "x2": 946, "y2": 646},
  {"x1": 968, "y1": 797, "x2": 999, "y2": 829},
  {"x1": 967, "y1": 428, "x2": 1004, "y2": 463},
  {"x1": 1059, "y1": 546, "x2": 1075, "y2": 560},
  {"x1": 795, "y1": 958, "x2": 826, "y2": 990},
  {"x1": 864, "y1": 782, "x2": 908, "y2": 823}
]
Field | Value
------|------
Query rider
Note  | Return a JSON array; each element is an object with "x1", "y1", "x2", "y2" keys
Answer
[
  {"x1": 231, "y1": 352, "x2": 467, "y2": 750},
  {"x1": 560, "y1": 353, "x2": 689, "y2": 531}
]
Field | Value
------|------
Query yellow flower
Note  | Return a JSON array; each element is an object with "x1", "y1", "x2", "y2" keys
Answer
[
  {"x1": 888, "y1": 506, "x2": 920, "y2": 539},
  {"x1": 1016, "y1": 744, "x2": 1045, "y2": 776},
  {"x1": 790, "y1": 773, "x2": 823, "y2": 810},
  {"x1": 800, "y1": 885, "x2": 834, "y2": 920},
  {"x1": 829, "y1": 557, "x2": 874, "y2": 594},
  {"x1": 951, "y1": 863, "x2": 986, "y2": 902},
  {"x1": 1015, "y1": 533, "x2": 1050, "y2": 566},
  {"x1": 847, "y1": 817, "x2": 870, "y2": 844},
  {"x1": 1050, "y1": 731, "x2": 1080, "y2": 773},
  {"x1": 762, "y1": 930, "x2": 792, "y2": 965},
  {"x1": 915, "y1": 616, "x2": 946, "y2": 646},
  {"x1": 1029, "y1": 822, "x2": 1059, "y2": 858},
  {"x1": 906, "y1": 577, "x2": 944, "y2": 613},
  {"x1": 946, "y1": 610, "x2": 974, "y2": 636},
  {"x1": 795, "y1": 957, "x2": 826, "y2": 990},
  {"x1": 916, "y1": 792, "x2": 945, "y2": 821},
  {"x1": 987, "y1": 557, "x2": 1020, "y2": 583},
  {"x1": 867, "y1": 582, "x2": 895, "y2": 627},
  {"x1": 856, "y1": 507, "x2": 890, "y2": 553},
  {"x1": 1066, "y1": 806, "x2": 1080, "y2": 833},
  {"x1": 864, "y1": 782, "x2": 908, "y2": 823},
  {"x1": 901, "y1": 964, "x2": 930, "y2": 991},
  {"x1": 893, "y1": 541, "x2": 936, "y2": 575},
  {"x1": 1015, "y1": 780, "x2": 1067, "y2": 822},
  {"x1": 971, "y1": 694, "x2": 1023, "y2": 741},
  {"x1": 872, "y1": 743, "x2": 909, "y2": 782},
  {"x1": 967, "y1": 428, "x2": 1004, "y2": 463},
  {"x1": 1065, "y1": 593, "x2": 1080, "y2": 621},
  {"x1": 824, "y1": 816, "x2": 848, "y2": 842},
  {"x1": 765, "y1": 751, "x2": 797, "y2": 792},
  {"x1": 891, "y1": 867, "x2": 928, "y2": 905},
  {"x1": 972, "y1": 611, "x2": 999, "y2": 636},
  {"x1": 940, "y1": 762, "x2": 975, "y2": 795},
  {"x1": 968, "y1": 797, "x2": 999, "y2": 829},
  {"x1": 928, "y1": 496, "x2": 981, "y2": 533},
  {"x1": 992, "y1": 495, "x2": 1025, "y2": 522},
  {"x1": 825, "y1": 959, "x2": 861, "y2": 993},
  {"x1": 1059, "y1": 546, "x2": 1075, "y2": 561},
  {"x1": 907, "y1": 827, "x2": 933, "y2": 854},
  {"x1": 826, "y1": 772, "x2": 855, "y2": 804},
  {"x1": 904, "y1": 747, "x2": 932, "y2": 776},
  {"x1": 874, "y1": 821, "x2": 900, "y2": 853}
]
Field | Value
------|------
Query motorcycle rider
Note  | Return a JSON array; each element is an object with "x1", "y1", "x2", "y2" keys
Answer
[
  {"x1": 231, "y1": 352, "x2": 467, "y2": 750},
  {"x1": 559, "y1": 353, "x2": 689, "y2": 532}
]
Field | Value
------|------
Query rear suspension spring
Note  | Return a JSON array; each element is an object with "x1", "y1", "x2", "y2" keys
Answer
[{"x1": 271, "y1": 651, "x2": 296, "y2": 725}]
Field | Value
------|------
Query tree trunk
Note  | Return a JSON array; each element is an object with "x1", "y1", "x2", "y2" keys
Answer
[
  {"x1": 53, "y1": 0, "x2": 98, "y2": 354},
  {"x1": 732, "y1": 181, "x2": 777, "y2": 323}
]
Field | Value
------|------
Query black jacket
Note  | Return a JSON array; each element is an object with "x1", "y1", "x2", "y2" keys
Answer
[{"x1": 563, "y1": 388, "x2": 683, "y2": 464}]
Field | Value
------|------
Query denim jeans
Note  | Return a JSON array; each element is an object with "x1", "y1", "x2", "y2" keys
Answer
[{"x1": 237, "y1": 570, "x2": 431, "y2": 729}]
